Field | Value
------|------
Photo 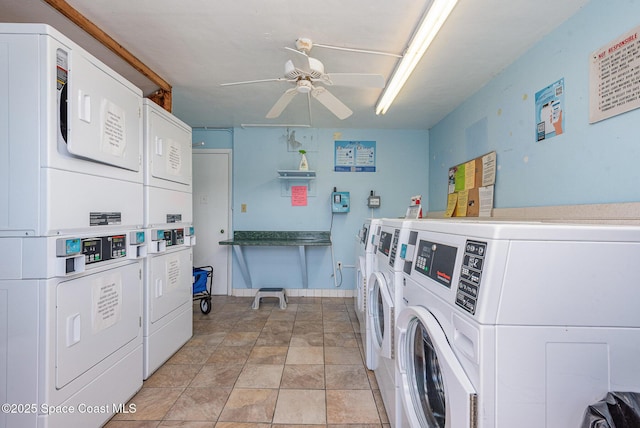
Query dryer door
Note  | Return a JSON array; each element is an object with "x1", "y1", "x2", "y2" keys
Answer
[
  {"x1": 368, "y1": 271, "x2": 394, "y2": 359},
  {"x1": 397, "y1": 306, "x2": 477, "y2": 428},
  {"x1": 355, "y1": 255, "x2": 366, "y2": 322}
]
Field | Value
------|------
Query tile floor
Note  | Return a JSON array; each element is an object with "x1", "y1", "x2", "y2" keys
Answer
[{"x1": 104, "y1": 295, "x2": 390, "y2": 427}]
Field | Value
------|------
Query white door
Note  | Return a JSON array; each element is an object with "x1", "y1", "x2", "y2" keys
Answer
[
  {"x1": 369, "y1": 271, "x2": 394, "y2": 359},
  {"x1": 396, "y1": 305, "x2": 477, "y2": 428},
  {"x1": 192, "y1": 149, "x2": 232, "y2": 295}
]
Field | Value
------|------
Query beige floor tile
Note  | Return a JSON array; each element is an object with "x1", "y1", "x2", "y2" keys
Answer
[
  {"x1": 183, "y1": 332, "x2": 228, "y2": 348},
  {"x1": 290, "y1": 332, "x2": 324, "y2": 347},
  {"x1": 214, "y1": 423, "x2": 270, "y2": 428},
  {"x1": 326, "y1": 390, "x2": 380, "y2": 424},
  {"x1": 272, "y1": 389, "x2": 326, "y2": 425},
  {"x1": 220, "y1": 331, "x2": 260, "y2": 347},
  {"x1": 286, "y1": 346, "x2": 324, "y2": 364},
  {"x1": 166, "y1": 346, "x2": 214, "y2": 365},
  {"x1": 372, "y1": 389, "x2": 389, "y2": 424},
  {"x1": 325, "y1": 346, "x2": 364, "y2": 365},
  {"x1": 322, "y1": 311, "x2": 351, "y2": 322},
  {"x1": 218, "y1": 388, "x2": 278, "y2": 423},
  {"x1": 247, "y1": 346, "x2": 288, "y2": 364},
  {"x1": 164, "y1": 387, "x2": 232, "y2": 421},
  {"x1": 160, "y1": 422, "x2": 216, "y2": 427},
  {"x1": 144, "y1": 364, "x2": 202, "y2": 388},
  {"x1": 236, "y1": 364, "x2": 284, "y2": 388},
  {"x1": 293, "y1": 321, "x2": 324, "y2": 333},
  {"x1": 189, "y1": 364, "x2": 243, "y2": 388},
  {"x1": 255, "y1": 330, "x2": 292, "y2": 346},
  {"x1": 111, "y1": 387, "x2": 184, "y2": 421},
  {"x1": 325, "y1": 364, "x2": 371, "y2": 389},
  {"x1": 280, "y1": 364, "x2": 325, "y2": 389},
  {"x1": 324, "y1": 332, "x2": 358, "y2": 348},
  {"x1": 294, "y1": 311, "x2": 323, "y2": 322},
  {"x1": 206, "y1": 345, "x2": 252, "y2": 364},
  {"x1": 323, "y1": 321, "x2": 356, "y2": 333},
  {"x1": 104, "y1": 421, "x2": 161, "y2": 427}
]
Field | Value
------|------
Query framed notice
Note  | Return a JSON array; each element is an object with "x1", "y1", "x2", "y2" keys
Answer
[
  {"x1": 589, "y1": 26, "x2": 640, "y2": 123},
  {"x1": 334, "y1": 141, "x2": 376, "y2": 172}
]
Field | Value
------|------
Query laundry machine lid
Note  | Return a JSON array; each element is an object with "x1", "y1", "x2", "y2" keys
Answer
[{"x1": 397, "y1": 305, "x2": 478, "y2": 428}]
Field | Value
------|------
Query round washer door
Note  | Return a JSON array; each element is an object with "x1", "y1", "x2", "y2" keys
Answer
[
  {"x1": 396, "y1": 305, "x2": 477, "y2": 428},
  {"x1": 368, "y1": 271, "x2": 394, "y2": 359}
]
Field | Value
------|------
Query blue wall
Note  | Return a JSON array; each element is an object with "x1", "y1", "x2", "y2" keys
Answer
[
  {"x1": 429, "y1": 0, "x2": 640, "y2": 211},
  {"x1": 195, "y1": 127, "x2": 428, "y2": 290}
]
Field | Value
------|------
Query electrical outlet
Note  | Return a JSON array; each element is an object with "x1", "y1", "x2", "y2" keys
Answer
[{"x1": 337, "y1": 261, "x2": 342, "y2": 270}]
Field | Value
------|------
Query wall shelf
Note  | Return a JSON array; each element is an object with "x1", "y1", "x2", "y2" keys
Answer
[{"x1": 277, "y1": 170, "x2": 316, "y2": 191}]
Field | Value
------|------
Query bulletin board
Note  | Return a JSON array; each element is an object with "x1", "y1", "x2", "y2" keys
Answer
[{"x1": 446, "y1": 151, "x2": 496, "y2": 217}]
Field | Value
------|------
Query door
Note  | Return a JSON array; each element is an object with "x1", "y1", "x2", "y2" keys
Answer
[
  {"x1": 192, "y1": 149, "x2": 231, "y2": 295},
  {"x1": 396, "y1": 306, "x2": 477, "y2": 428},
  {"x1": 368, "y1": 271, "x2": 394, "y2": 359}
]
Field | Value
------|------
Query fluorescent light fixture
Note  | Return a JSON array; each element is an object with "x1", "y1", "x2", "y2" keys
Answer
[{"x1": 375, "y1": 0, "x2": 459, "y2": 115}]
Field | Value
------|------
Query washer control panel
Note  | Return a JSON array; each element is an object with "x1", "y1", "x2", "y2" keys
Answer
[
  {"x1": 455, "y1": 240, "x2": 487, "y2": 314},
  {"x1": 413, "y1": 239, "x2": 457, "y2": 288}
]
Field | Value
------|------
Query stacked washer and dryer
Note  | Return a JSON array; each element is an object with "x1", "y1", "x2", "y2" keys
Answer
[
  {"x1": 367, "y1": 218, "x2": 411, "y2": 428},
  {"x1": 395, "y1": 219, "x2": 640, "y2": 428},
  {"x1": 0, "y1": 24, "x2": 147, "y2": 427},
  {"x1": 142, "y1": 99, "x2": 194, "y2": 379}
]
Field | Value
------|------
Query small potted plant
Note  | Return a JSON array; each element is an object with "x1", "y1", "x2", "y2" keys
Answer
[{"x1": 298, "y1": 149, "x2": 309, "y2": 171}]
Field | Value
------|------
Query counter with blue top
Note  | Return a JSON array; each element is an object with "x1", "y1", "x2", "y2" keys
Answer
[{"x1": 219, "y1": 231, "x2": 332, "y2": 288}]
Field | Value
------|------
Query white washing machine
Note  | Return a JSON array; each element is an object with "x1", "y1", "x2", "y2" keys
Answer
[
  {"x1": 368, "y1": 218, "x2": 411, "y2": 428},
  {"x1": 0, "y1": 231, "x2": 147, "y2": 428},
  {"x1": 142, "y1": 99, "x2": 194, "y2": 379},
  {"x1": 355, "y1": 218, "x2": 380, "y2": 369},
  {"x1": 396, "y1": 219, "x2": 640, "y2": 428},
  {"x1": 0, "y1": 23, "x2": 144, "y2": 237}
]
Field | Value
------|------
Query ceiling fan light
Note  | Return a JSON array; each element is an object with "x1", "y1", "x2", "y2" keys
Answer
[
  {"x1": 297, "y1": 80, "x2": 313, "y2": 93},
  {"x1": 375, "y1": 0, "x2": 459, "y2": 115}
]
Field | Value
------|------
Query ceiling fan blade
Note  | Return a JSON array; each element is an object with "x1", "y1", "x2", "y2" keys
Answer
[
  {"x1": 266, "y1": 88, "x2": 298, "y2": 119},
  {"x1": 311, "y1": 87, "x2": 353, "y2": 120},
  {"x1": 220, "y1": 77, "x2": 289, "y2": 86},
  {"x1": 321, "y1": 73, "x2": 385, "y2": 88},
  {"x1": 284, "y1": 46, "x2": 311, "y2": 73},
  {"x1": 313, "y1": 42, "x2": 402, "y2": 58}
]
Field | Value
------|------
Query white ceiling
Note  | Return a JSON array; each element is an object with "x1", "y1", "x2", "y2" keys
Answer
[{"x1": 1, "y1": 0, "x2": 589, "y2": 129}]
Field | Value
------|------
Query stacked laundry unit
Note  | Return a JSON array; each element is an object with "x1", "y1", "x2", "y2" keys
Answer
[
  {"x1": 0, "y1": 24, "x2": 146, "y2": 427},
  {"x1": 142, "y1": 99, "x2": 194, "y2": 379}
]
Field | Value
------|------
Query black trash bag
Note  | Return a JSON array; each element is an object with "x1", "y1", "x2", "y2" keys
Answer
[{"x1": 581, "y1": 392, "x2": 640, "y2": 428}]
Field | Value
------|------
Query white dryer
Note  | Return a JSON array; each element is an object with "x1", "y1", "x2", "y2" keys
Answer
[
  {"x1": 0, "y1": 231, "x2": 147, "y2": 428},
  {"x1": 396, "y1": 219, "x2": 640, "y2": 428},
  {"x1": 0, "y1": 23, "x2": 144, "y2": 237},
  {"x1": 368, "y1": 218, "x2": 411, "y2": 428},
  {"x1": 355, "y1": 218, "x2": 380, "y2": 369},
  {"x1": 142, "y1": 99, "x2": 194, "y2": 379}
]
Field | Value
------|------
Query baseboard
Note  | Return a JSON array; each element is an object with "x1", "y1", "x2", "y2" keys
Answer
[{"x1": 231, "y1": 288, "x2": 354, "y2": 298}]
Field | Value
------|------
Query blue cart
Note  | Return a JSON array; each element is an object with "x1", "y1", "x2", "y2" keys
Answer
[{"x1": 193, "y1": 266, "x2": 213, "y2": 314}]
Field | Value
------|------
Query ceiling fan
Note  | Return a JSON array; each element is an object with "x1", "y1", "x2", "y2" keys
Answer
[{"x1": 220, "y1": 38, "x2": 387, "y2": 120}]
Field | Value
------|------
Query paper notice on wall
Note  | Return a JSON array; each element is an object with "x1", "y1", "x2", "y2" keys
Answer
[
  {"x1": 590, "y1": 26, "x2": 640, "y2": 123},
  {"x1": 481, "y1": 152, "x2": 497, "y2": 186},
  {"x1": 479, "y1": 185, "x2": 494, "y2": 217},
  {"x1": 92, "y1": 273, "x2": 122, "y2": 333},
  {"x1": 101, "y1": 100, "x2": 127, "y2": 157},
  {"x1": 291, "y1": 185, "x2": 308, "y2": 206},
  {"x1": 166, "y1": 139, "x2": 183, "y2": 175}
]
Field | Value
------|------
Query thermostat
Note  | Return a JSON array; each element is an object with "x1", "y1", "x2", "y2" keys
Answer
[{"x1": 367, "y1": 191, "x2": 381, "y2": 208}]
